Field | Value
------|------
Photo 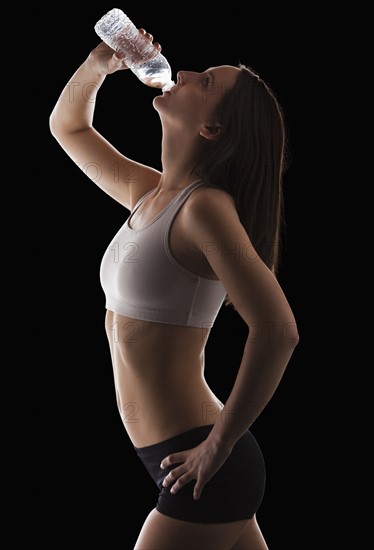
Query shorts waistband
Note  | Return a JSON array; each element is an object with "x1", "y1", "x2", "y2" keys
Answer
[{"x1": 133, "y1": 424, "x2": 214, "y2": 458}]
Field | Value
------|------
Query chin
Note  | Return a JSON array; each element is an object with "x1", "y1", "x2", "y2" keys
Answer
[{"x1": 152, "y1": 94, "x2": 167, "y2": 112}]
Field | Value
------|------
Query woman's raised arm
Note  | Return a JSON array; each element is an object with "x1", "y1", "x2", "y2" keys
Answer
[{"x1": 49, "y1": 38, "x2": 161, "y2": 210}]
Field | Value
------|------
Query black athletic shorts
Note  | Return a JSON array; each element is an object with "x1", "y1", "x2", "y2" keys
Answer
[{"x1": 134, "y1": 424, "x2": 266, "y2": 523}]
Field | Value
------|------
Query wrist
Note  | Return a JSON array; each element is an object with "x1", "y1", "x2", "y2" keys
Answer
[
  {"x1": 84, "y1": 55, "x2": 109, "y2": 81},
  {"x1": 206, "y1": 430, "x2": 235, "y2": 456}
]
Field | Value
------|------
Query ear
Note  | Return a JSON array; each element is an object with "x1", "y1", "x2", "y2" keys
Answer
[{"x1": 199, "y1": 124, "x2": 223, "y2": 140}]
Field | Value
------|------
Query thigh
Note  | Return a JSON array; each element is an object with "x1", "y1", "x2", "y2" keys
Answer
[
  {"x1": 134, "y1": 508, "x2": 250, "y2": 550},
  {"x1": 231, "y1": 515, "x2": 269, "y2": 550}
]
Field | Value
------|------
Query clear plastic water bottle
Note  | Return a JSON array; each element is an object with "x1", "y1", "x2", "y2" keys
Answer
[{"x1": 94, "y1": 8, "x2": 175, "y2": 92}]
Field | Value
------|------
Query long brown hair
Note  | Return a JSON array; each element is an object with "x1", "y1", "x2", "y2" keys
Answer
[{"x1": 192, "y1": 64, "x2": 288, "y2": 307}]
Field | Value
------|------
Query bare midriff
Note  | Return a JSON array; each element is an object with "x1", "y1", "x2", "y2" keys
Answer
[{"x1": 105, "y1": 309, "x2": 224, "y2": 447}]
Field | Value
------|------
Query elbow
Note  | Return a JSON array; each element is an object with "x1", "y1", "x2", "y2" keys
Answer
[
  {"x1": 49, "y1": 111, "x2": 60, "y2": 139},
  {"x1": 247, "y1": 319, "x2": 300, "y2": 349},
  {"x1": 266, "y1": 320, "x2": 300, "y2": 350},
  {"x1": 49, "y1": 112, "x2": 91, "y2": 139},
  {"x1": 281, "y1": 320, "x2": 300, "y2": 349},
  {"x1": 49, "y1": 109, "x2": 72, "y2": 138}
]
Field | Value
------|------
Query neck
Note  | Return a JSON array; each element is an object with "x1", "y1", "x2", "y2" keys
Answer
[{"x1": 158, "y1": 126, "x2": 201, "y2": 192}]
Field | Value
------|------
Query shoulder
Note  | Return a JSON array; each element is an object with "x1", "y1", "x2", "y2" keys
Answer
[
  {"x1": 186, "y1": 185, "x2": 239, "y2": 227},
  {"x1": 181, "y1": 183, "x2": 251, "y2": 255}
]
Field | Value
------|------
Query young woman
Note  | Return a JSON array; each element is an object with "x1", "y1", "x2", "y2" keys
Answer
[{"x1": 50, "y1": 31, "x2": 299, "y2": 550}]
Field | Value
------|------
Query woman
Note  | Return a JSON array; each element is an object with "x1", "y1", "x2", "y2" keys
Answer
[{"x1": 50, "y1": 30, "x2": 299, "y2": 550}]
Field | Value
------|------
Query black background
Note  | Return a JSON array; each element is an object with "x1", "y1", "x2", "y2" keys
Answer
[{"x1": 41, "y1": 4, "x2": 332, "y2": 548}]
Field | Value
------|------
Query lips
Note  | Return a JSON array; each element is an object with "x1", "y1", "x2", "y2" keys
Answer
[{"x1": 162, "y1": 80, "x2": 176, "y2": 93}]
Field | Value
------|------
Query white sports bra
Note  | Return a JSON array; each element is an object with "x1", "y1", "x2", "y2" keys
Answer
[{"x1": 99, "y1": 180, "x2": 227, "y2": 327}]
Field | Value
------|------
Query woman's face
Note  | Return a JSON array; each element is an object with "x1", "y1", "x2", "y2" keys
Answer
[{"x1": 154, "y1": 65, "x2": 240, "y2": 135}]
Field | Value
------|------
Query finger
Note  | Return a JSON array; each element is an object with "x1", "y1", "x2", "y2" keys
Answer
[
  {"x1": 193, "y1": 481, "x2": 205, "y2": 501},
  {"x1": 111, "y1": 53, "x2": 126, "y2": 69},
  {"x1": 162, "y1": 464, "x2": 186, "y2": 487},
  {"x1": 160, "y1": 452, "x2": 187, "y2": 469},
  {"x1": 138, "y1": 28, "x2": 153, "y2": 39},
  {"x1": 193, "y1": 471, "x2": 212, "y2": 501},
  {"x1": 169, "y1": 472, "x2": 195, "y2": 495},
  {"x1": 137, "y1": 28, "x2": 158, "y2": 48}
]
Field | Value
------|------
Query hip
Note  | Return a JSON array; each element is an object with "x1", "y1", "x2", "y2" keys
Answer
[{"x1": 133, "y1": 424, "x2": 266, "y2": 523}]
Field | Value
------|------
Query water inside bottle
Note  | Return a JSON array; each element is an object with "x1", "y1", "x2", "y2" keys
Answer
[{"x1": 134, "y1": 65, "x2": 174, "y2": 90}]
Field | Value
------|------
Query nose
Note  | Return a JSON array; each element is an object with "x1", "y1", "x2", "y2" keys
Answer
[
  {"x1": 176, "y1": 71, "x2": 185, "y2": 85},
  {"x1": 176, "y1": 71, "x2": 198, "y2": 85}
]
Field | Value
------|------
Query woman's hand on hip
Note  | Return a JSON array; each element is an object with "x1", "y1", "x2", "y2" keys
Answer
[{"x1": 160, "y1": 438, "x2": 231, "y2": 501}]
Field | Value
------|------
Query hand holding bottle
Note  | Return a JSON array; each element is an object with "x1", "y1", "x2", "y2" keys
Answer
[
  {"x1": 94, "y1": 8, "x2": 174, "y2": 90},
  {"x1": 89, "y1": 29, "x2": 162, "y2": 77}
]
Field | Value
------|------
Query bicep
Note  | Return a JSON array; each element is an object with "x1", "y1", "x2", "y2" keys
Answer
[{"x1": 52, "y1": 127, "x2": 160, "y2": 209}]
